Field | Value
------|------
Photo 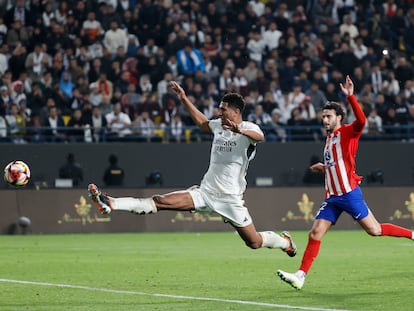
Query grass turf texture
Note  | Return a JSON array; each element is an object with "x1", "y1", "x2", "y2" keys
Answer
[{"x1": 0, "y1": 231, "x2": 413, "y2": 311}]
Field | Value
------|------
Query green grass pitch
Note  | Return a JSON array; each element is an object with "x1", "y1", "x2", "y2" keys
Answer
[{"x1": 0, "y1": 230, "x2": 413, "y2": 311}]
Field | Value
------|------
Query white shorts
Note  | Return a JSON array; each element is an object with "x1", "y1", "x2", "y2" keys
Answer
[{"x1": 187, "y1": 185, "x2": 252, "y2": 228}]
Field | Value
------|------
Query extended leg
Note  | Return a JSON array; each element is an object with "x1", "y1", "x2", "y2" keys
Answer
[
  {"x1": 88, "y1": 184, "x2": 195, "y2": 215},
  {"x1": 359, "y1": 212, "x2": 413, "y2": 238}
]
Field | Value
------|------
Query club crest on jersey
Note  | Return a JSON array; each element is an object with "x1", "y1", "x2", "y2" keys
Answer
[
  {"x1": 331, "y1": 135, "x2": 338, "y2": 144},
  {"x1": 324, "y1": 150, "x2": 331, "y2": 162}
]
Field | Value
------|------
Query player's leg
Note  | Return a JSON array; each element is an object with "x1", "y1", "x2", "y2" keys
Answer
[
  {"x1": 359, "y1": 212, "x2": 413, "y2": 239},
  {"x1": 277, "y1": 200, "x2": 338, "y2": 290},
  {"x1": 277, "y1": 219, "x2": 331, "y2": 290},
  {"x1": 207, "y1": 193, "x2": 297, "y2": 256},
  {"x1": 88, "y1": 183, "x2": 195, "y2": 215},
  {"x1": 342, "y1": 187, "x2": 414, "y2": 239},
  {"x1": 235, "y1": 223, "x2": 296, "y2": 256}
]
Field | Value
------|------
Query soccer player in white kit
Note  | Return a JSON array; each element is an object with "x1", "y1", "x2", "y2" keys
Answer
[{"x1": 88, "y1": 81, "x2": 296, "y2": 257}]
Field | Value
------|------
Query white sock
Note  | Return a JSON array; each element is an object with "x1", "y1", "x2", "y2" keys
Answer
[
  {"x1": 111, "y1": 197, "x2": 157, "y2": 214},
  {"x1": 260, "y1": 231, "x2": 289, "y2": 249}
]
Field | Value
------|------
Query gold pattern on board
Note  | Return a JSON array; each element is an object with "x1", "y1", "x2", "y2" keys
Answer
[
  {"x1": 282, "y1": 193, "x2": 315, "y2": 222},
  {"x1": 58, "y1": 195, "x2": 111, "y2": 225}
]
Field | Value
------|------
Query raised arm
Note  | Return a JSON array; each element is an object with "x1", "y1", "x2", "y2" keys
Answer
[
  {"x1": 340, "y1": 75, "x2": 366, "y2": 132},
  {"x1": 168, "y1": 81, "x2": 211, "y2": 133}
]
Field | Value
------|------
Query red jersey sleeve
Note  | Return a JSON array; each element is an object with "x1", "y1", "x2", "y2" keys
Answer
[{"x1": 347, "y1": 94, "x2": 366, "y2": 134}]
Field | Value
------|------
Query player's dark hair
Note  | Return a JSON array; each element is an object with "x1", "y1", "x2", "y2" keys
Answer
[
  {"x1": 323, "y1": 101, "x2": 346, "y2": 122},
  {"x1": 222, "y1": 93, "x2": 245, "y2": 113}
]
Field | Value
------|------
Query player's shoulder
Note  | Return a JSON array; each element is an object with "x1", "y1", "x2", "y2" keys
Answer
[{"x1": 209, "y1": 118, "x2": 222, "y2": 127}]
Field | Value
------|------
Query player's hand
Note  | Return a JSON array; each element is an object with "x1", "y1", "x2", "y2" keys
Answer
[
  {"x1": 310, "y1": 162, "x2": 325, "y2": 173},
  {"x1": 222, "y1": 118, "x2": 242, "y2": 134},
  {"x1": 168, "y1": 81, "x2": 186, "y2": 99},
  {"x1": 339, "y1": 75, "x2": 354, "y2": 96}
]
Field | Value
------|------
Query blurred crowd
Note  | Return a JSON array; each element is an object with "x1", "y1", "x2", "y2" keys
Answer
[{"x1": 0, "y1": 0, "x2": 414, "y2": 144}]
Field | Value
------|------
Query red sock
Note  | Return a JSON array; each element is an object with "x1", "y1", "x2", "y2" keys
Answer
[
  {"x1": 299, "y1": 238, "x2": 321, "y2": 274},
  {"x1": 381, "y1": 223, "x2": 412, "y2": 238}
]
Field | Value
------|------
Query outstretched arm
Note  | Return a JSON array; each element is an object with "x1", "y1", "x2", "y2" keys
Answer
[
  {"x1": 169, "y1": 81, "x2": 211, "y2": 133},
  {"x1": 340, "y1": 75, "x2": 366, "y2": 132}
]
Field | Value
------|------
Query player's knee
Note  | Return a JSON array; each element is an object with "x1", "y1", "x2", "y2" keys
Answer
[
  {"x1": 245, "y1": 239, "x2": 261, "y2": 249},
  {"x1": 308, "y1": 229, "x2": 322, "y2": 240},
  {"x1": 366, "y1": 227, "x2": 382, "y2": 236},
  {"x1": 153, "y1": 195, "x2": 167, "y2": 206}
]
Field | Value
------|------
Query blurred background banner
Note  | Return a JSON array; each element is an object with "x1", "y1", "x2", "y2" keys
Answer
[
  {"x1": 1, "y1": 142, "x2": 414, "y2": 189},
  {"x1": 1, "y1": 187, "x2": 414, "y2": 234}
]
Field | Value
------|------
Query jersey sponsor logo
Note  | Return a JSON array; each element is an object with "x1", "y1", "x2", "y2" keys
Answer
[{"x1": 213, "y1": 137, "x2": 237, "y2": 152}]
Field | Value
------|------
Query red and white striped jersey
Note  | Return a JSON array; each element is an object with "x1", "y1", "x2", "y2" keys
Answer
[{"x1": 323, "y1": 95, "x2": 366, "y2": 197}]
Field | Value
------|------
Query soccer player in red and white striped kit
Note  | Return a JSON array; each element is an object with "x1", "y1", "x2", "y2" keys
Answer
[{"x1": 277, "y1": 75, "x2": 414, "y2": 290}]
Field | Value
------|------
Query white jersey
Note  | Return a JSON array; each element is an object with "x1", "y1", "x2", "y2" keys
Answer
[{"x1": 200, "y1": 119, "x2": 263, "y2": 195}]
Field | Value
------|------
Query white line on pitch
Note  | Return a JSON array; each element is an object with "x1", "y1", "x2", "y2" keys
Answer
[{"x1": 0, "y1": 278, "x2": 352, "y2": 311}]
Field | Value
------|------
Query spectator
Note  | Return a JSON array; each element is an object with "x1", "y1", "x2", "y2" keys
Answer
[
  {"x1": 324, "y1": 82, "x2": 340, "y2": 102},
  {"x1": 66, "y1": 108, "x2": 86, "y2": 142},
  {"x1": 168, "y1": 114, "x2": 185, "y2": 143},
  {"x1": 266, "y1": 108, "x2": 287, "y2": 142},
  {"x1": 339, "y1": 14, "x2": 359, "y2": 39},
  {"x1": 305, "y1": 81, "x2": 327, "y2": 112},
  {"x1": 370, "y1": 64, "x2": 385, "y2": 94},
  {"x1": 248, "y1": 104, "x2": 272, "y2": 129},
  {"x1": 103, "y1": 154, "x2": 124, "y2": 187},
  {"x1": 96, "y1": 72, "x2": 113, "y2": 100},
  {"x1": 42, "y1": 2, "x2": 55, "y2": 28},
  {"x1": 176, "y1": 40, "x2": 205, "y2": 76},
  {"x1": 5, "y1": 103, "x2": 25, "y2": 143},
  {"x1": 59, "y1": 153, "x2": 83, "y2": 187},
  {"x1": 352, "y1": 36, "x2": 368, "y2": 61},
  {"x1": 103, "y1": 20, "x2": 128, "y2": 56},
  {"x1": 332, "y1": 42, "x2": 360, "y2": 76},
  {"x1": 11, "y1": 80, "x2": 26, "y2": 107},
  {"x1": 8, "y1": 44, "x2": 27, "y2": 81},
  {"x1": 394, "y1": 56, "x2": 414, "y2": 89},
  {"x1": 0, "y1": 110, "x2": 7, "y2": 141},
  {"x1": 86, "y1": 105, "x2": 107, "y2": 143},
  {"x1": 364, "y1": 107, "x2": 383, "y2": 137},
  {"x1": 278, "y1": 57, "x2": 299, "y2": 93},
  {"x1": 217, "y1": 68, "x2": 233, "y2": 96},
  {"x1": 105, "y1": 102, "x2": 132, "y2": 139},
  {"x1": 59, "y1": 71, "x2": 74, "y2": 103},
  {"x1": 298, "y1": 96, "x2": 317, "y2": 123},
  {"x1": 42, "y1": 105, "x2": 66, "y2": 142},
  {"x1": 25, "y1": 43, "x2": 52, "y2": 83},
  {"x1": 25, "y1": 113, "x2": 44, "y2": 143},
  {"x1": 233, "y1": 68, "x2": 250, "y2": 97},
  {"x1": 262, "y1": 21, "x2": 283, "y2": 53},
  {"x1": 0, "y1": 43, "x2": 9, "y2": 75},
  {"x1": 4, "y1": 0, "x2": 33, "y2": 29},
  {"x1": 0, "y1": 85, "x2": 11, "y2": 115},
  {"x1": 246, "y1": 29, "x2": 266, "y2": 68},
  {"x1": 286, "y1": 83, "x2": 306, "y2": 109},
  {"x1": 131, "y1": 110, "x2": 157, "y2": 142}
]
